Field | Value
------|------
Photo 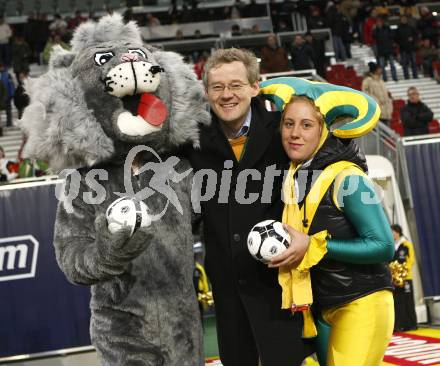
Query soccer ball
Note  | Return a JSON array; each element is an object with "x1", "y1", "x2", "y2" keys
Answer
[
  {"x1": 247, "y1": 220, "x2": 291, "y2": 263},
  {"x1": 106, "y1": 197, "x2": 151, "y2": 236}
]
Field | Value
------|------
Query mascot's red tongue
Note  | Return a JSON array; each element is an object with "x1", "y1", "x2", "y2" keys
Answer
[{"x1": 137, "y1": 93, "x2": 168, "y2": 126}]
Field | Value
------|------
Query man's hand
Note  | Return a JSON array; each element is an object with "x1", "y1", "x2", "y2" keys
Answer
[{"x1": 268, "y1": 224, "x2": 310, "y2": 268}]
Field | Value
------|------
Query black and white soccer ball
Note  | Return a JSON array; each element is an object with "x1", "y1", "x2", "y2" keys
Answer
[
  {"x1": 247, "y1": 220, "x2": 291, "y2": 263},
  {"x1": 106, "y1": 197, "x2": 151, "y2": 236}
]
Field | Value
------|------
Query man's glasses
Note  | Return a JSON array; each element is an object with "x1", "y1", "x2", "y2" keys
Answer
[{"x1": 208, "y1": 83, "x2": 249, "y2": 94}]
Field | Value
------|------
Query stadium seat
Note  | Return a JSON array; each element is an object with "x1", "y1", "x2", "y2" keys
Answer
[
  {"x1": 344, "y1": 67, "x2": 357, "y2": 79},
  {"x1": 393, "y1": 99, "x2": 406, "y2": 111},
  {"x1": 391, "y1": 121, "x2": 404, "y2": 136},
  {"x1": 429, "y1": 119, "x2": 440, "y2": 134},
  {"x1": 432, "y1": 61, "x2": 440, "y2": 81}
]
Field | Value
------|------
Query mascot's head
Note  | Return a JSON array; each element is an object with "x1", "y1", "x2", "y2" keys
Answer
[{"x1": 20, "y1": 14, "x2": 210, "y2": 171}]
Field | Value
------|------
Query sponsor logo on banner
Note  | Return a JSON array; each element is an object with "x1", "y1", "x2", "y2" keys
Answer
[{"x1": 0, "y1": 235, "x2": 39, "y2": 282}]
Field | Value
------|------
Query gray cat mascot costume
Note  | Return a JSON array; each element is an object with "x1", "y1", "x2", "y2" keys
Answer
[{"x1": 19, "y1": 14, "x2": 210, "y2": 366}]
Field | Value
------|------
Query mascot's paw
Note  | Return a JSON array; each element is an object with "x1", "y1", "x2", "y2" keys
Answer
[{"x1": 95, "y1": 215, "x2": 151, "y2": 262}]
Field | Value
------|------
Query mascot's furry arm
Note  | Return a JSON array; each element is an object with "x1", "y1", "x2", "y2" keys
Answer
[{"x1": 53, "y1": 176, "x2": 153, "y2": 285}]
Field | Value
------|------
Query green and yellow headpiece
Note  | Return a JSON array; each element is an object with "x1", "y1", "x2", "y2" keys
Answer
[{"x1": 259, "y1": 77, "x2": 381, "y2": 139}]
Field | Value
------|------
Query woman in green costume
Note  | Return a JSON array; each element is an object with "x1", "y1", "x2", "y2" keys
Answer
[{"x1": 260, "y1": 78, "x2": 395, "y2": 366}]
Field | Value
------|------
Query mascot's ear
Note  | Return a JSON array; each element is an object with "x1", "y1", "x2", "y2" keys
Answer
[
  {"x1": 49, "y1": 45, "x2": 76, "y2": 69},
  {"x1": 260, "y1": 77, "x2": 381, "y2": 139}
]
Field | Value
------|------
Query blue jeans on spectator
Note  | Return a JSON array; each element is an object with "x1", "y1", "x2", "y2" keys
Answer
[
  {"x1": 4, "y1": 97, "x2": 12, "y2": 127},
  {"x1": 333, "y1": 36, "x2": 347, "y2": 61},
  {"x1": 400, "y1": 51, "x2": 418, "y2": 79},
  {"x1": 378, "y1": 55, "x2": 397, "y2": 81}
]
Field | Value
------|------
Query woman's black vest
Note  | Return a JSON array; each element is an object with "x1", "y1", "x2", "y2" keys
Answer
[{"x1": 297, "y1": 135, "x2": 392, "y2": 309}]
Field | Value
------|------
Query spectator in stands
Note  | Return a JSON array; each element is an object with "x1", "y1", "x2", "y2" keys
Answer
[
  {"x1": 0, "y1": 63, "x2": 14, "y2": 129},
  {"x1": 251, "y1": 24, "x2": 260, "y2": 34},
  {"x1": 290, "y1": 34, "x2": 314, "y2": 71},
  {"x1": 362, "y1": 62, "x2": 393, "y2": 125},
  {"x1": 89, "y1": 12, "x2": 99, "y2": 22},
  {"x1": 49, "y1": 14, "x2": 68, "y2": 39},
  {"x1": 193, "y1": 51, "x2": 208, "y2": 80},
  {"x1": 326, "y1": 2, "x2": 349, "y2": 61},
  {"x1": 341, "y1": 15, "x2": 354, "y2": 59},
  {"x1": 390, "y1": 224, "x2": 418, "y2": 332},
  {"x1": 363, "y1": 8, "x2": 378, "y2": 58},
  {"x1": 223, "y1": 6, "x2": 236, "y2": 20},
  {"x1": 0, "y1": 145, "x2": 18, "y2": 181},
  {"x1": 245, "y1": 0, "x2": 261, "y2": 18},
  {"x1": 417, "y1": 6, "x2": 439, "y2": 48},
  {"x1": 167, "y1": 0, "x2": 179, "y2": 24},
  {"x1": 42, "y1": 33, "x2": 69, "y2": 65},
  {"x1": 396, "y1": 15, "x2": 418, "y2": 80},
  {"x1": 11, "y1": 35, "x2": 30, "y2": 82},
  {"x1": 401, "y1": 6, "x2": 418, "y2": 29},
  {"x1": 123, "y1": 7, "x2": 135, "y2": 23},
  {"x1": 14, "y1": 70, "x2": 30, "y2": 120},
  {"x1": 18, "y1": 156, "x2": 48, "y2": 178},
  {"x1": 307, "y1": 5, "x2": 326, "y2": 30},
  {"x1": 260, "y1": 34, "x2": 291, "y2": 74},
  {"x1": 67, "y1": 10, "x2": 86, "y2": 31},
  {"x1": 175, "y1": 29, "x2": 184, "y2": 40},
  {"x1": 146, "y1": 13, "x2": 161, "y2": 27},
  {"x1": 304, "y1": 31, "x2": 326, "y2": 77},
  {"x1": 0, "y1": 17, "x2": 12, "y2": 67},
  {"x1": 340, "y1": 0, "x2": 361, "y2": 22},
  {"x1": 231, "y1": 24, "x2": 242, "y2": 36},
  {"x1": 275, "y1": 19, "x2": 289, "y2": 33},
  {"x1": 352, "y1": 0, "x2": 369, "y2": 43},
  {"x1": 230, "y1": 5, "x2": 241, "y2": 20},
  {"x1": 375, "y1": 3, "x2": 390, "y2": 17},
  {"x1": 419, "y1": 38, "x2": 440, "y2": 77},
  {"x1": 180, "y1": 4, "x2": 192, "y2": 23},
  {"x1": 193, "y1": 29, "x2": 202, "y2": 39},
  {"x1": 25, "y1": 13, "x2": 49, "y2": 64},
  {"x1": 340, "y1": 0, "x2": 361, "y2": 44},
  {"x1": 126, "y1": 0, "x2": 139, "y2": 6},
  {"x1": 400, "y1": 86, "x2": 433, "y2": 136},
  {"x1": 373, "y1": 15, "x2": 397, "y2": 82}
]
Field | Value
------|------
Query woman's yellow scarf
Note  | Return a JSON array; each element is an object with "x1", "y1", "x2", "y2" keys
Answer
[{"x1": 279, "y1": 126, "x2": 330, "y2": 338}]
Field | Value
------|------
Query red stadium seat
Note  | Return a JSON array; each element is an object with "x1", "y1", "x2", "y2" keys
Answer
[
  {"x1": 393, "y1": 99, "x2": 406, "y2": 113},
  {"x1": 432, "y1": 61, "x2": 440, "y2": 81},
  {"x1": 391, "y1": 121, "x2": 404, "y2": 136},
  {"x1": 429, "y1": 119, "x2": 440, "y2": 134},
  {"x1": 326, "y1": 65, "x2": 363, "y2": 90},
  {"x1": 344, "y1": 67, "x2": 357, "y2": 79},
  {"x1": 331, "y1": 64, "x2": 346, "y2": 74}
]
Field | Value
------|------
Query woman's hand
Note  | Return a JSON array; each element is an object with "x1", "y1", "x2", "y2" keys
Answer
[{"x1": 268, "y1": 224, "x2": 310, "y2": 268}]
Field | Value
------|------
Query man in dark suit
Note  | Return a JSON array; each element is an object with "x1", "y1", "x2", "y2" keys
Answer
[
  {"x1": 400, "y1": 86, "x2": 433, "y2": 136},
  {"x1": 184, "y1": 48, "x2": 312, "y2": 366}
]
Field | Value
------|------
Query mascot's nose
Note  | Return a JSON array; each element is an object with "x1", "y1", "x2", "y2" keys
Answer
[{"x1": 121, "y1": 53, "x2": 139, "y2": 62}]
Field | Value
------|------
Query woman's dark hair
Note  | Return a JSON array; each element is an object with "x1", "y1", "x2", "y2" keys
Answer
[{"x1": 391, "y1": 224, "x2": 403, "y2": 236}]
